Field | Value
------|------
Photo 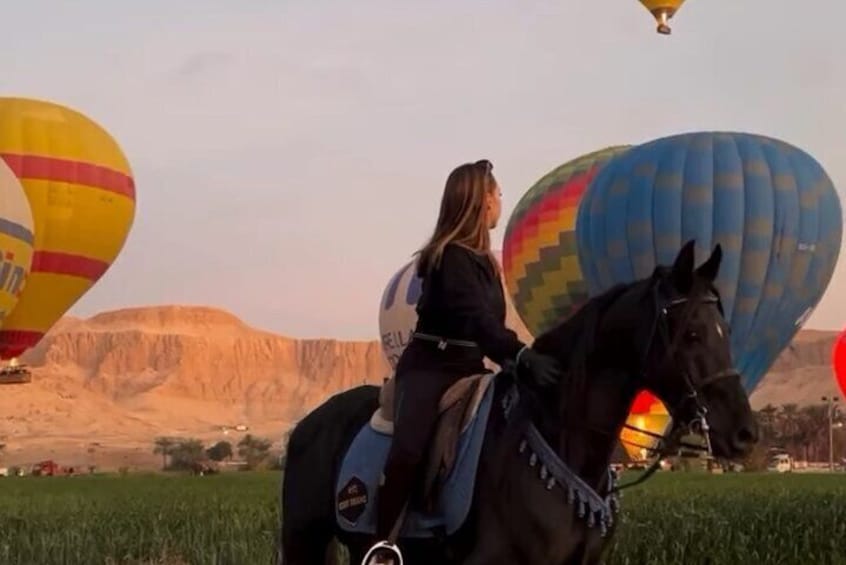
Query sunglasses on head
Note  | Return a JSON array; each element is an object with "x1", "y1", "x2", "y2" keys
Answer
[{"x1": 474, "y1": 159, "x2": 493, "y2": 174}]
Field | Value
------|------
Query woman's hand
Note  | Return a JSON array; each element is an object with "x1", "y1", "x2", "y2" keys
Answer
[{"x1": 516, "y1": 347, "x2": 561, "y2": 387}]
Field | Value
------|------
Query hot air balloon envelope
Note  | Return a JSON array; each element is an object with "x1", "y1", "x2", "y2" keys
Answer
[
  {"x1": 619, "y1": 390, "x2": 672, "y2": 461},
  {"x1": 0, "y1": 158, "x2": 34, "y2": 325},
  {"x1": 378, "y1": 259, "x2": 423, "y2": 369},
  {"x1": 502, "y1": 146, "x2": 630, "y2": 336},
  {"x1": 576, "y1": 131, "x2": 843, "y2": 393},
  {"x1": 834, "y1": 329, "x2": 846, "y2": 398},
  {"x1": 0, "y1": 97, "x2": 136, "y2": 359},
  {"x1": 378, "y1": 250, "x2": 529, "y2": 369}
]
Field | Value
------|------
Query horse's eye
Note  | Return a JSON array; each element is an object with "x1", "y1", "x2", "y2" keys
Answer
[{"x1": 685, "y1": 330, "x2": 700, "y2": 343}]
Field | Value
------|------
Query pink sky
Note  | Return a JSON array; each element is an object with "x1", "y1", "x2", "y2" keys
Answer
[{"x1": 1, "y1": 0, "x2": 843, "y2": 340}]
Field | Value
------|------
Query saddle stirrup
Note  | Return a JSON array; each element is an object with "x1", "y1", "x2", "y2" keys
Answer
[{"x1": 361, "y1": 540, "x2": 404, "y2": 565}]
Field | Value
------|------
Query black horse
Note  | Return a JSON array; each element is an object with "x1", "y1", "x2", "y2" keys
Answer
[{"x1": 278, "y1": 240, "x2": 759, "y2": 564}]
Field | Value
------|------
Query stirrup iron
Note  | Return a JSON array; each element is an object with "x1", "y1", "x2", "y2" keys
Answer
[{"x1": 361, "y1": 540, "x2": 404, "y2": 565}]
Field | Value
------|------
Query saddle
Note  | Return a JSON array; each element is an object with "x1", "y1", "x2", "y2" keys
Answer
[{"x1": 370, "y1": 371, "x2": 495, "y2": 513}]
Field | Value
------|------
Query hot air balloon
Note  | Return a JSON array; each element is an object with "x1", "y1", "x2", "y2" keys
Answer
[
  {"x1": 501, "y1": 146, "x2": 682, "y2": 461},
  {"x1": 0, "y1": 97, "x2": 136, "y2": 360},
  {"x1": 377, "y1": 250, "x2": 530, "y2": 370},
  {"x1": 0, "y1": 158, "x2": 35, "y2": 384},
  {"x1": 834, "y1": 329, "x2": 846, "y2": 399},
  {"x1": 639, "y1": 0, "x2": 686, "y2": 35},
  {"x1": 502, "y1": 146, "x2": 630, "y2": 337},
  {"x1": 0, "y1": 157, "x2": 34, "y2": 322},
  {"x1": 619, "y1": 390, "x2": 671, "y2": 461},
  {"x1": 576, "y1": 131, "x2": 843, "y2": 394},
  {"x1": 378, "y1": 258, "x2": 423, "y2": 369}
]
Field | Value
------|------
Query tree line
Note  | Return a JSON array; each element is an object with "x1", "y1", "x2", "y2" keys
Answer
[
  {"x1": 152, "y1": 434, "x2": 282, "y2": 472},
  {"x1": 740, "y1": 402, "x2": 845, "y2": 470}
]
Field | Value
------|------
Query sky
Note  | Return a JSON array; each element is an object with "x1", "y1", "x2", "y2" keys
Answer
[{"x1": 0, "y1": 0, "x2": 844, "y2": 340}]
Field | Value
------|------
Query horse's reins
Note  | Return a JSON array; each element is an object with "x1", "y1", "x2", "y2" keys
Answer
[{"x1": 608, "y1": 282, "x2": 740, "y2": 494}]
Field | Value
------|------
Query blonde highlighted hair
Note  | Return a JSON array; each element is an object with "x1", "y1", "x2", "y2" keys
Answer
[{"x1": 416, "y1": 159, "x2": 499, "y2": 276}]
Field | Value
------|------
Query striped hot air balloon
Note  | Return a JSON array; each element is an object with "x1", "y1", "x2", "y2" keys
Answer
[
  {"x1": 0, "y1": 97, "x2": 136, "y2": 359},
  {"x1": 502, "y1": 146, "x2": 631, "y2": 337},
  {"x1": 576, "y1": 131, "x2": 843, "y2": 394},
  {"x1": 0, "y1": 158, "x2": 34, "y2": 324}
]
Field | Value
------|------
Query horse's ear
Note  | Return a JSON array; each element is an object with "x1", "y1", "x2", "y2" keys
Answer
[
  {"x1": 670, "y1": 239, "x2": 696, "y2": 292},
  {"x1": 695, "y1": 243, "x2": 722, "y2": 282}
]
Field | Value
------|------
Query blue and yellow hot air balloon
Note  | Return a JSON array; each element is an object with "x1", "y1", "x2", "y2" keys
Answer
[{"x1": 576, "y1": 131, "x2": 843, "y2": 393}]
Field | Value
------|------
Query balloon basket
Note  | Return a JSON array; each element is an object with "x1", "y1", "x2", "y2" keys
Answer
[{"x1": 0, "y1": 362, "x2": 31, "y2": 384}]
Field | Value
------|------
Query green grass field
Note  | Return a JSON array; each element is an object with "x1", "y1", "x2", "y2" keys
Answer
[{"x1": 1, "y1": 471, "x2": 845, "y2": 564}]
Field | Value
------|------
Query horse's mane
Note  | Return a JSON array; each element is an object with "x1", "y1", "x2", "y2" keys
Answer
[
  {"x1": 531, "y1": 280, "x2": 639, "y2": 371},
  {"x1": 509, "y1": 279, "x2": 643, "y2": 444}
]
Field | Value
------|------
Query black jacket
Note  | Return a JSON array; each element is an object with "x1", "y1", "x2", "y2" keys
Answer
[{"x1": 396, "y1": 243, "x2": 526, "y2": 374}]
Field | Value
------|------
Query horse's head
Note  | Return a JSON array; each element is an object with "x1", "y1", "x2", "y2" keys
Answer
[
  {"x1": 591, "y1": 240, "x2": 758, "y2": 461},
  {"x1": 632, "y1": 240, "x2": 758, "y2": 460}
]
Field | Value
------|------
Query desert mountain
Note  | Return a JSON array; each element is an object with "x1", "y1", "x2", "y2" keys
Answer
[
  {"x1": 748, "y1": 329, "x2": 841, "y2": 409},
  {"x1": 0, "y1": 304, "x2": 841, "y2": 469},
  {"x1": 0, "y1": 306, "x2": 390, "y2": 468}
]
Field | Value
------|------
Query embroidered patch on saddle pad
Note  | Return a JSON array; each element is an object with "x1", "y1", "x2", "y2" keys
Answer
[
  {"x1": 334, "y1": 381, "x2": 496, "y2": 538},
  {"x1": 337, "y1": 476, "x2": 369, "y2": 524}
]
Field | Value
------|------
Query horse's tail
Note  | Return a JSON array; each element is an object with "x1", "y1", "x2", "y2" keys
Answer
[{"x1": 279, "y1": 384, "x2": 382, "y2": 565}]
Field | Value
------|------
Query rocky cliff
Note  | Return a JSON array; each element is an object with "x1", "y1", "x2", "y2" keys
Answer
[
  {"x1": 0, "y1": 306, "x2": 390, "y2": 460},
  {"x1": 0, "y1": 304, "x2": 841, "y2": 469},
  {"x1": 748, "y1": 329, "x2": 841, "y2": 409}
]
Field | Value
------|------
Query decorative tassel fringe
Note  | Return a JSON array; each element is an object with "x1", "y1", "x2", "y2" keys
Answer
[{"x1": 517, "y1": 429, "x2": 623, "y2": 540}]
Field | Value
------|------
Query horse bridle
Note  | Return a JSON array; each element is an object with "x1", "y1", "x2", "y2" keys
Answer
[{"x1": 610, "y1": 281, "x2": 741, "y2": 493}]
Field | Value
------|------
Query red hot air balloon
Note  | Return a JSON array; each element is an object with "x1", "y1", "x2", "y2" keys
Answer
[{"x1": 834, "y1": 329, "x2": 846, "y2": 398}]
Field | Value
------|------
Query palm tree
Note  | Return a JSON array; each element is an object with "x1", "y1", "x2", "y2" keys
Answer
[
  {"x1": 779, "y1": 404, "x2": 800, "y2": 452},
  {"x1": 800, "y1": 405, "x2": 829, "y2": 461},
  {"x1": 153, "y1": 437, "x2": 177, "y2": 470},
  {"x1": 758, "y1": 404, "x2": 779, "y2": 443}
]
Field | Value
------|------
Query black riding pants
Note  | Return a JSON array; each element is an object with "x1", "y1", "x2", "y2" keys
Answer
[{"x1": 376, "y1": 355, "x2": 483, "y2": 538}]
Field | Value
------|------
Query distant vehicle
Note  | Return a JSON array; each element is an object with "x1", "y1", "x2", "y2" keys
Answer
[{"x1": 768, "y1": 453, "x2": 793, "y2": 473}]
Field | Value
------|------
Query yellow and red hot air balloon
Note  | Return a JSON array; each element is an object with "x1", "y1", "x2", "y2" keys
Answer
[
  {"x1": 0, "y1": 97, "x2": 136, "y2": 360},
  {"x1": 619, "y1": 390, "x2": 671, "y2": 461},
  {"x1": 639, "y1": 0, "x2": 687, "y2": 34}
]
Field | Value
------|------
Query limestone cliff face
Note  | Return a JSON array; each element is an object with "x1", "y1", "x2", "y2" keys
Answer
[
  {"x1": 749, "y1": 329, "x2": 841, "y2": 408},
  {"x1": 10, "y1": 306, "x2": 390, "y2": 436},
  {"x1": 2, "y1": 305, "x2": 842, "y2": 450}
]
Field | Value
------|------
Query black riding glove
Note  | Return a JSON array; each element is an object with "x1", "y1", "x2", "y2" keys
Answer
[{"x1": 515, "y1": 346, "x2": 560, "y2": 387}]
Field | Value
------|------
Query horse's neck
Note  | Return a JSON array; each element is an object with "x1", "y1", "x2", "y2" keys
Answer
[
  {"x1": 529, "y1": 292, "x2": 642, "y2": 491},
  {"x1": 552, "y1": 366, "x2": 635, "y2": 491}
]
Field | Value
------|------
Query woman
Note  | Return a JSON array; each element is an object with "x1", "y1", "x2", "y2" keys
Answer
[{"x1": 365, "y1": 159, "x2": 561, "y2": 564}]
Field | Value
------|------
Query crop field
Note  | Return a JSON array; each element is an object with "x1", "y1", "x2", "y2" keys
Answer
[{"x1": 0, "y1": 471, "x2": 845, "y2": 564}]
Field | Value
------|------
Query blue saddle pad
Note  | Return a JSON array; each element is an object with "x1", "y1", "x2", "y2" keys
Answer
[{"x1": 334, "y1": 381, "x2": 495, "y2": 538}]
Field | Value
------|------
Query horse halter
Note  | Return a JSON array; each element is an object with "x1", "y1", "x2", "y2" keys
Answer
[{"x1": 611, "y1": 282, "x2": 741, "y2": 493}]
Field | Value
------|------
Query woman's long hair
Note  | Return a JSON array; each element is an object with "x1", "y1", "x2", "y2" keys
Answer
[{"x1": 416, "y1": 159, "x2": 498, "y2": 277}]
